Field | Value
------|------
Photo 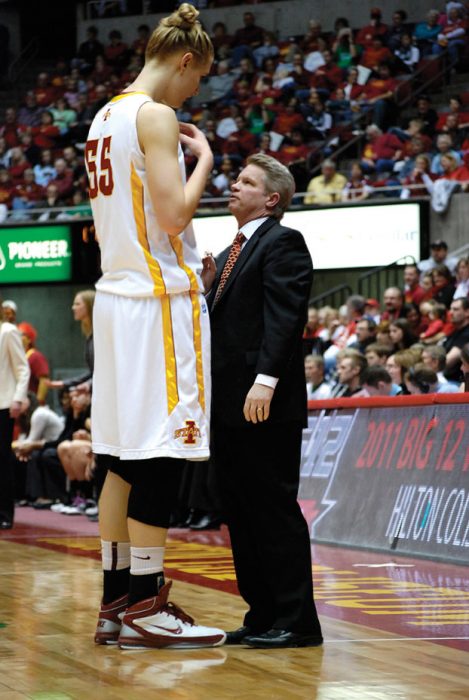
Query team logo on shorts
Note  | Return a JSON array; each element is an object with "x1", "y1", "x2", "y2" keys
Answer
[{"x1": 174, "y1": 420, "x2": 202, "y2": 445}]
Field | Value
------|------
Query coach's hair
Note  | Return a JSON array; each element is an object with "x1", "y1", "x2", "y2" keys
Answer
[
  {"x1": 246, "y1": 153, "x2": 295, "y2": 219},
  {"x1": 145, "y1": 3, "x2": 213, "y2": 64}
]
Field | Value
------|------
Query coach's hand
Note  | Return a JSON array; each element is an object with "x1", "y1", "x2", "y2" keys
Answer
[{"x1": 244, "y1": 383, "x2": 274, "y2": 424}]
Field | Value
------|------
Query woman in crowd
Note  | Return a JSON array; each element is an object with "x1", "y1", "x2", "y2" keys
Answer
[
  {"x1": 431, "y1": 264, "x2": 456, "y2": 308},
  {"x1": 389, "y1": 318, "x2": 419, "y2": 351},
  {"x1": 386, "y1": 348, "x2": 420, "y2": 394},
  {"x1": 454, "y1": 257, "x2": 469, "y2": 299}
]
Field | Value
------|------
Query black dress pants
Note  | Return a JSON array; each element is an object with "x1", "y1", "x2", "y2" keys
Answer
[
  {"x1": 0, "y1": 409, "x2": 15, "y2": 522},
  {"x1": 214, "y1": 419, "x2": 322, "y2": 635}
]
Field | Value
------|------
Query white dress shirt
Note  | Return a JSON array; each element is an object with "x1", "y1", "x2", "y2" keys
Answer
[{"x1": 238, "y1": 217, "x2": 278, "y2": 390}]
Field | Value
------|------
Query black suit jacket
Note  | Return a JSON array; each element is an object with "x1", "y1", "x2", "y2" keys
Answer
[{"x1": 208, "y1": 217, "x2": 313, "y2": 427}]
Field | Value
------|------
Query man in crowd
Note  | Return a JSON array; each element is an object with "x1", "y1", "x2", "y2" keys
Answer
[
  {"x1": 418, "y1": 240, "x2": 458, "y2": 275},
  {"x1": 17, "y1": 322, "x2": 50, "y2": 404},
  {"x1": 208, "y1": 153, "x2": 322, "y2": 649},
  {"x1": 304, "y1": 159, "x2": 347, "y2": 205},
  {"x1": 443, "y1": 298, "x2": 469, "y2": 383},
  {"x1": 380, "y1": 286, "x2": 404, "y2": 322},
  {"x1": 349, "y1": 318, "x2": 377, "y2": 354},
  {"x1": 404, "y1": 263, "x2": 426, "y2": 306},
  {"x1": 421, "y1": 345, "x2": 452, "y2": 385},
  {"x1": 365, "y1": 343, "x2": 393, "y2": 367},
  {"x1": 331, "y1": 349, "x2": 367, "y2": 397},
  {"x1": 362, "y1": 365, "x2": 400, "y2": 396},
  {"x1": 305, "y1": 355, "x2": 332, "y2": 400}
]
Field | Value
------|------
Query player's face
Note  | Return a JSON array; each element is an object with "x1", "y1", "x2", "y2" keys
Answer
[{"x1": 169, "y1": 54, "x2": 212, "y2": 108}]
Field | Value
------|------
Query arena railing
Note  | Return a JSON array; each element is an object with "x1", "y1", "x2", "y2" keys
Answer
[
  {"x1": 357, "y1": 255, "x2": 417, "y2": 300},
  {"x1": 301, "y1": 392, "x2": 468, "y2": 564},
  {"x1": 308, "y1": 283, "x2": 353, "y2": 309}
]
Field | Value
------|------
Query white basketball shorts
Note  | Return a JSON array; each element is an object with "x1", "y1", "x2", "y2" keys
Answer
[{"x1": 91, "y1": 290, "x2": 210, "y2": 460}]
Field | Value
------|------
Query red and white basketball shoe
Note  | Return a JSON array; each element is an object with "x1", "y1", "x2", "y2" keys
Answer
[
  {"x1": 118, "y1": 582, "x2": 226, "y2": 650},
  {"x1": 94, "y1": 594, "x2": 128, "y2": 645}
]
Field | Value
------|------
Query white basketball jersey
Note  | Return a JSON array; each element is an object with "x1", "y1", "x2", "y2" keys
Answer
[{"x1": 85, "y1": 92, "x2": 203, "y2": 297}]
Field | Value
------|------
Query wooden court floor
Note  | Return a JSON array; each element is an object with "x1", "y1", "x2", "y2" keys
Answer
[{"x1": 0, "y1": 509, "x2": 468, "y2": 700}]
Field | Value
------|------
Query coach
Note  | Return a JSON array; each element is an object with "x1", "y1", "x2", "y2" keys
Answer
[{"x1": 206, "y1": 154, "x2": 323, "y2": 649}]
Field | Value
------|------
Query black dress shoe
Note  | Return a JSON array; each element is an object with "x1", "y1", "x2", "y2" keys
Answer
[
  {"x1": 225, "y1": 626, "x2": 254, "y2": 645},
  {"x1": 189, "y1": 513, "x2": 222, "y2": 531},
  {"x1": 244, "y1": 629, "x2": 323, "y2": 649},
  {"x1": 0, "y1": 520, "x2": 13, "y2": 530}
]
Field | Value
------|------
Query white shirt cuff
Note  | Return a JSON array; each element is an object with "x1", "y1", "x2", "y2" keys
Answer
[{"x1": 255, "y1": 374, "x2": 279, "y2": 390}]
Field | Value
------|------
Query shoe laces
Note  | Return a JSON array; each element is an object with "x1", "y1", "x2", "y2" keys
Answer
[{"x1": 162, "y1": 601, "x2": 194, "y2": 627}]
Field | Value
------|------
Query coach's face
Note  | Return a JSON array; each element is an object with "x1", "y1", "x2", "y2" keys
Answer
[{"x1": 228, "y1": 164, "x2": 279, "y2": 227}]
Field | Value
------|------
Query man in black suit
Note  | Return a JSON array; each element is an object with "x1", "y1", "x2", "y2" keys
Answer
[{"x1": 206, "y1": 154, "x2": 323, "y2": 649}]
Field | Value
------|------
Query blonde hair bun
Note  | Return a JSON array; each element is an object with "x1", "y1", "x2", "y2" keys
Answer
[{"x1": 168, "y1": 3, "x2": 200, "y2": 30}]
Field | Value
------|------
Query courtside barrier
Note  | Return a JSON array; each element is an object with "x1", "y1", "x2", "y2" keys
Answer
[{"x1": 300, "y1": 394, "x2": 469, "y2": 564}]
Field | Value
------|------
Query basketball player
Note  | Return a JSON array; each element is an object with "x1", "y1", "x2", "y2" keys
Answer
[{"x1": 85, "y1": 4, "x2": 225, "y2": 649}]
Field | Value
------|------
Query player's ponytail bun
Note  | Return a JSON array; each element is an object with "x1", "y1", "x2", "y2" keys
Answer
[{"x1": 145, "y1": 3, "x2": 213, "y2": 64}]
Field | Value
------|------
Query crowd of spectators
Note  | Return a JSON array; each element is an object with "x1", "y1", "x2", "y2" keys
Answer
[
  {"x1": 2, "y1": 4, "x2": 469, "y2": 219},
  {"x1": 303, "y1": 244, "x2": 469, "y2": 399}
]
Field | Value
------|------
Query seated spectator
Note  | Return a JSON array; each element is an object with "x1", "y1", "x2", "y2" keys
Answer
[
  {"x1": 48, "y1": 158, "x2": 74, "y2": 200},
  {"x1": 387, "y1": 9, "x2": 412, "y2": 51},
  {"x1": 304, "y1": 158, "x2": 347, "y2": 204},
  {"x1": 389, "y1": 318, "x2": 419, "y2": 351},
  {"x1": 326, "y1": 86, "x2": 355, "y2": 124},
  {"x1": 11, "y1": 168, "x2": 44, "y2": 212},
  {"x1": 50, "y1": 97, "x2": 77, "y2": 135},
  {"x1": 342, "y1": 162, "x2": 373, "y2": 201},
  {"x1": 331, "y1": 348, "x2": 367, "y2": 398},
  {"x1": 308, "y1": 49, "x2": 343, "y2": 95},
  {"x1": 17, "y1": 91, "x2": 44, "y2": 128},
  {"x1": 430, "y1": 134, "x2": 461, "y2": 175},
  {"x1": 332, "y1": 24, "x2": 361, "y2": 70},
  {"x1": 303, "y1": 100, "x2": 333, "y2": 141},
  {"x1": 0, "y1": 107, "x2": 20, "y2": 148},
  {"x1": 432, "y1": 6, "x2": 467, "y2": 65},
  {"x1": 356, "y1": 7, "x2": 389, "y2": 50},
  {"x1": 443, "y1": 297, "x2": 469, "y2": 382},
  {"x1": 435, "y1": 94, "x2": 469, "y2": 131},
  {"x1": 405, "y1": 365, "x2": 459, "y2": 394},
  {"x1": 386, "y1": 348, "x2": 420, "y2": 394},
  {"x1": 413, "y1": 9, "x2": 441, "y2": 57},
  {"x1": 421, "y1": 344, "x2": 454, "y2": 384},
  {"x1": 33, "y1": 148, "x2": 56, "y2": 188},
  {"x1": 348, "y1": 318, "x2": 377, "y2": 353},
  {"x1": 400, "y1": 153, "x2": 436, "y2": 198},
  {"x1": 361, "y1": 36, "x2": 393, "y2": 71},
  {"x1": 38, "y1": 183, "x2": 64, "y2": 221},
  {"x1": 255, "y1": 131, "x2": 277, "y2": 159},
  {"x1": 211, "y1": 155, "x2": 236, "y2": 196},
  {"x1": 104, "y1": 29, "x2": 128, "y2": 73},
  {"x1": 394, "y1": 33, "x2": 420, "y2": 72},
  {"x1": 431, "y1": 264, "x2": 456, "y2": 307},
  {"x1": 302, "y1": 305, "x2": 329, "y2": 356},
  {"x1": 418, "y1": 239, "x2": 459, "y2": 275},
  {"x1": 364, "y1": 298, "x2": 381, "y2": 322},
  {"x1": 362, "y1": 365, "x2": 402, "y2": 396},
  {"x1": 210, "y1": 21, "x2": 233, "y2": 62},
  {"x1": 131, "y1": 23, "x2": 150, "y2": 58},
  {"x1": 459, "y1": 342, "x2": 469, "y2": 391},
  {"x1": 0, "y1": 167, "x2": 13, "y2": 209},
  {"x1": 402, "y1": 301, "x2": 427, "y2": 336},
  {"x1": 341, "y1": 66, "x2": 364, "y2": 102},
  {"x1": 8, "y1": 147, "x2": 30, "y2": 185},
  {"x1": 410, "y1": 94, "x2": 438, "y2": 138},
  {"x1": 33, "y1": 72, "x2": 56, "y2": 107},
  {"x1": 272, "y1": 97, "x2": 304, "y2": 137},
  {"x1": 31, "y1": 110, "x2": 60, "y2": 149},
  {"x1": 222, "y1": 115, "x2": 256, "y2": 162},
  {"x1": 0, "y1": 137, "x2": 9, "y2": 169},
  {"x1": 231, "y1": 11, "x2": 265, "y2": 64},
  {"x1": 206, "y1": 60, "x2": 237, "y2": 104},
  {"x1": 301, "y1": 19, "x2": 328, "y2": 55},
  {"x1": 404, "y1": 263, "x2": 427, "y2": 306},
  {"x1": 305, "y1": 355, "x2": 333, "y2": 399},
  {"x1": 277, "y1": 128, "x2": 310, "y2": 192},
  {"x1": 75, "y1": 25, "x2": 104, "y2": 75},
  {"x1": 18, "y1": 131, "x2": 41, "y2": 167},
  {"x1": 438, "y1": 152, "x2": 469, "y2": 187},
  {"x1": 454, "y1": 256, "x2": 469, "y2": 298},
  {"x1": 438, "y1": 112, "x2": 467, "y2": 150},
  {"x1": 381, "y1": 286, "x2": 404, "y2": 321},
  {"x1": 253, "y1": 31, "x2": 280, "y2": 68},
  {"x1": 365, "y1": 342, "x2": 393, "y2": 367},
  {"x1": 360, "y1": 123, "x2": 403, "y2": 174},
  {"x1": 90, "y1": 55, "x2": 113, "y2": 84},
  {"x1": 419, "y1": 303, "x2": 449, "y2": 343}
]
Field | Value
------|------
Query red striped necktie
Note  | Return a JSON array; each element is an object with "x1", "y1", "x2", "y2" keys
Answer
[{"x1": 213, "y1": 231, "x2": 246, "y2": 305}]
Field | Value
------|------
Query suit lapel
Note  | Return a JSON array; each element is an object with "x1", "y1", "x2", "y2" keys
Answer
[{"x1": 211, "y1": 218, "x2": 277, "y2": 311}]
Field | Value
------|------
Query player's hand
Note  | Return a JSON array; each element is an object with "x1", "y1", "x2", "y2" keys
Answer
[
  {"x1": 243, "y1": 383, "x2": 274, "y2": 424},
  {"x1": 179, "y1": 122, "x2": 213, "y2": 164},
  {"x1": 201, "y1": 252, "x2": 217, "y2": 293},
  {"x1": 9, "y1": 401, "x2": 23, "y2": 419}
]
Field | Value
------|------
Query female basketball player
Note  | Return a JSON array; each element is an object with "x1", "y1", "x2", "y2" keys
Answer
[{"x1": 85, "y1": 3, "x2": 225, "y2": 649}]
